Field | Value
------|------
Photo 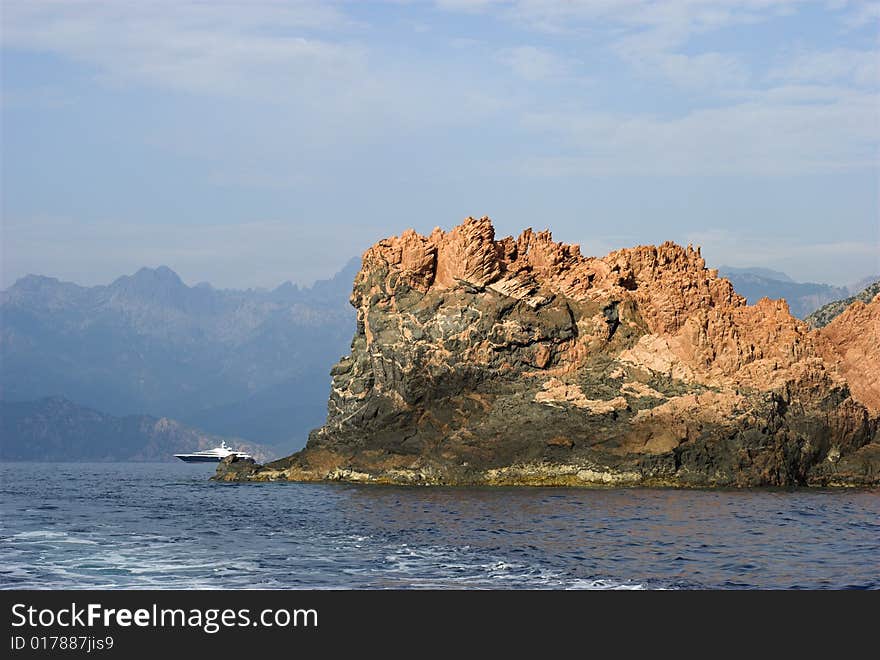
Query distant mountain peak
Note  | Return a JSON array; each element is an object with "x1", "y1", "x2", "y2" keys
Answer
[
  {"x1": 273, "y1": 281, "x2": 299, "y2": 293},
  {"x1": 3, "y1": 274, "x2": 87, "y2": 307},
  {"x1": 130, "y1": 265, "x2": 184, "y2": 285},
  {"x1": 718, "y1": 265, "x2": 795, "y2": 283},
  {"x1": 107, "y1": 266, "x2": 189, "y2": 303},
  {"x1": 717, "y1": 266, "x2": 849, "y2": 318},
  {"x1": 10, "y1": 274, "x2": 63, "y2": 291}
]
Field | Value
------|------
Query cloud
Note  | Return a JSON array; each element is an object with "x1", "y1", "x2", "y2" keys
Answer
[
  {"x1": 0, "y1": 0, "x2": 514, "y2": 138},
  {"x1": 495, "y1": 45, "x2": 578, "y2": 81},
  {"x1": 515, "y1": 84, "x2": 877, "y2": 176},
  {"x1": 438, "y1": 1, "x2": 877, "y2": 92},
  {"x1": 768, "y1": 49, "x2": 880, "y2": 88},
  {"x1": 435, "y1": 0, "x2": 507, "y2": 11},
  {"x1": 623, "y1": 50, "x2": 750, "y2": 90},
  {"x1": 440, "y1": 1, "x2": 812, "y2": 38},
  {"x1": 838, "y1": 0, "x2": 880, "y2": 29},
  {"x1": 1, "y1": 0, "x2": 364, "y2": 98}
]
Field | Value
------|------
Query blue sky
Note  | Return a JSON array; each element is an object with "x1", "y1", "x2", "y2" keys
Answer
[{"x1": 2, "y1": 0, "x2": 878, "y2": 289}]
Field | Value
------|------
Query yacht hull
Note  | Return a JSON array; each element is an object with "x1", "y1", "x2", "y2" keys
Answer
[{"x1": 175, "y1": 455, "x2": 224, "y2": 463}]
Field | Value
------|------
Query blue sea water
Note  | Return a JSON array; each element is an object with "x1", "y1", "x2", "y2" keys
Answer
[{"x1": 0, "y1": 462, "x2": 878, "y2": 589}]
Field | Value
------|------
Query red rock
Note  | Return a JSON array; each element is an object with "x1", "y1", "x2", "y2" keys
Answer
[{"x1": 814, "y1": 294, "x2": 880, "y2": 413}]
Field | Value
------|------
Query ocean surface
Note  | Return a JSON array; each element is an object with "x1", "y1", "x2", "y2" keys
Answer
[{"x1": 1, "y1": 462, "x2": 878, "y2": 590}]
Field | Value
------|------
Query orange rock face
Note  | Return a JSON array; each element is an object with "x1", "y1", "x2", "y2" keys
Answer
[{"x1": 814, "y1": 294, "x2": 880, "y2": 413}]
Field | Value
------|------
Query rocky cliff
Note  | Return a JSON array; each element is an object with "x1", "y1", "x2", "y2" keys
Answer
[
  {"x1": 814, "y1": 294, "x2": 880, "y2": 413},
  {"x1": 217, "y1": 217, "x2": 880, "y2": 487}
]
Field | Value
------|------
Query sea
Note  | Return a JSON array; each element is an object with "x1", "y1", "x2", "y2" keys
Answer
[{"x1": 1, "y1": 462, "x2": 878, "y2": 590}]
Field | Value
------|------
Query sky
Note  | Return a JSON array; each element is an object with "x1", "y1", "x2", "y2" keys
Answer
[{"x1": 1, "y1": 0, "x2": 878, "y2": 289}]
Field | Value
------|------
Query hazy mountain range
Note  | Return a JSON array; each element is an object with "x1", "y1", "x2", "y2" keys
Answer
[
  {"x1": 0, "y1": 396, "x2": 274, "y2": 462},
  {"x1": 716, "y1": 266, "x2": 872, "y2": 319},
  {"x1": 0, "y1": 259, "x2": 874, "y2": 460},
  {"x1": 1, "y1": 261, "x2": 358, "y2": 455}
]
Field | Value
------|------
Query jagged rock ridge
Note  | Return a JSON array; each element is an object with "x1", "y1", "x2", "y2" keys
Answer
[{"x1": 218, "y1": 217, "x2": 880, "y2": 487}]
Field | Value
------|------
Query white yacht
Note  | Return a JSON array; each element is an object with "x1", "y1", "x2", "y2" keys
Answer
[{"x1": 174, "y1": 441, "x2": 252, "y2": 463}]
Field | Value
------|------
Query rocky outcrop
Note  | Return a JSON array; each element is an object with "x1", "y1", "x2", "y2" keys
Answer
[
  {"x1": 217, "y1": 217, "x2": 880, "y2": 487},
  {"x1": 814, "y1": 294, "x2": 880, "y2": 413}
]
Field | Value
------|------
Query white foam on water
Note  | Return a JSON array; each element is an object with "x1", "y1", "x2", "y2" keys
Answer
[
  {"x1": 565, "y1": 578, "x2": 648, "y2": 590},
  {"x1": 3, "y1": 530, "x2": 99, "y2": 548},
  {"x1": 372, "y1": 541, "x2": 665, "y2": 590},
  {"x1": 10, "y1": 530, "x2": 69, "y2": 540}
]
